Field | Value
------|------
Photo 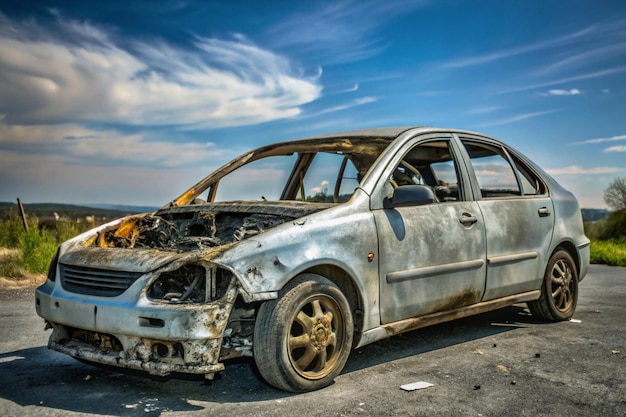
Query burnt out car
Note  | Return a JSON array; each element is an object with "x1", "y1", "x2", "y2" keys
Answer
[{"x1": 36, "y1": 127, "x2": 590, "y2": 392}]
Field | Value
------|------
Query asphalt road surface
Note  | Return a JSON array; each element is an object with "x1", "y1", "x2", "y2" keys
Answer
[{"x1": 0, "y1": 265, "x2": 624, "y2": 417}]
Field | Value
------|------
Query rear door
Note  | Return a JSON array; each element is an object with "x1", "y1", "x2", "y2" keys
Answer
[
  {"x1": 372, "y1": 136, "x2": 487, "y2": 324},
  {"x1": 456, "y1": 136, "x2": 554, "y2": 300}
]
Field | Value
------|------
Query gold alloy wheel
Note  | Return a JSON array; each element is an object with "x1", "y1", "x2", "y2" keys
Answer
[
  {"x1": 287, "y1": 295, "x2": 343, "y2": 380},
  {"x1": 550, "y1": 258, "x2": 574, "y2": 313}
]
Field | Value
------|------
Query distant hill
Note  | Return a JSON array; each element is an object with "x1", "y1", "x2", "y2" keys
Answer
[
  {"x1": 581, "y1": 208, "x2": 610, "y2": 222},
  {"x1": 0, "y1": 202, "x2": 155, "y2": 222},
  {"x1": 84, "y1": 203, "x2": 159, "y2": 214}
]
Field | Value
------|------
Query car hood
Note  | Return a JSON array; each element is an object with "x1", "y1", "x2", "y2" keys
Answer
[{"x1": 61, "y1": 201, "x2": 333, "y2": 273}]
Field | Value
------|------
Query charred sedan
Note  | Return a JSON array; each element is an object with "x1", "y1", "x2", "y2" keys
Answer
[{"x1": 36, "y1": 127, "x2": 590, "y2": 392}]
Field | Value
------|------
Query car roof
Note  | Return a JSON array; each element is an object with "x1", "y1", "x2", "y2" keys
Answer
[{"x1": 301, "y1": 126, "x2": 418, "y2": 140}]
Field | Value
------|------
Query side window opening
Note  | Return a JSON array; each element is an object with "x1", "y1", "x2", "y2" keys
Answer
[
  {"x1": 297, "y1": 153, "x2": 361, "y2": 203},
  {"x1": 212, "y1": 152, "x2": 363, "y2": 204},
  {"x1": 511, "y1": 154, "x2": 545, "y2": 196},
  {"x1": 430, "y1": 160, "x2": 460, "y2": 202},
  {"x1": 462, "y1": 141, "x2": 545, "y2": 198},
  {"x1": 389, "y1": 140, "x2": 462, "y2": 203},
  {"x1": 213, "y1": 154, "x2": 298, "y2": 202}
]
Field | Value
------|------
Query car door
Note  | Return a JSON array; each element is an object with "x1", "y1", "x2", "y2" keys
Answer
[
  {"x1": 456, "y1": 136, "x2": 555, "y2": 300},
  {"x1": 372, "y1": 136, "x2": 487, "y2": 324}
]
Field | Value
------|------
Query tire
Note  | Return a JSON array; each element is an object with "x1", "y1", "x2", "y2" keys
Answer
[
  {"x1": 253, "y1": 274, "x2": 354, "y2": 392},
  {"x1": 528, "y1": 248, "x2": 578, "y2": 321}
]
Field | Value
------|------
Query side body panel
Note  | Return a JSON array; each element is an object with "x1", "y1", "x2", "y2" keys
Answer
[
  {"x1": 368, "y1": 132, "x2": 488, "y2": 324},
  {"x1": 477, "y1": 197, "x2": 554, "y2": 300},
  {"x1": 213, "y1": 190, "x2": 382, "y2": 332},
  {"x1": 374, "y1": 202, "x2": 486, "y2": 323},
  {"x1": 452, "y1": 134, "x2": 556, "y2": 300}
]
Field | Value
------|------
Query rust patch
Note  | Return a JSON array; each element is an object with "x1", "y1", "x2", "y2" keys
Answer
[{"x1": 430, "y1": 290, "x2": 483, "y2": 313}]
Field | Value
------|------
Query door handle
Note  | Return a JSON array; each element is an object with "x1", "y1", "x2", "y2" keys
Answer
[
  {"x1": 459, "y1": 213, "x2": 478, "y2": 225},
  {"x1": 538, "y1": 207, "x2": 551, "y2": 217}
]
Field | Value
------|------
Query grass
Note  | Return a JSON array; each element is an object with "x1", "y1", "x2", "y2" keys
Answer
[
  {"x1": 589, "y1": 240, "x2": 626, "y2": 267},
  {"x1": 0, "y1": 216, "x2": 94, "y2": 289}
]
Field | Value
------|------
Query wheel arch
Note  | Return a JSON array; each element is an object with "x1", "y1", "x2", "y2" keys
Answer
[
  {"x1": 551, "y1": 240, "x2": 581, "y2": 280},
  {"x1": 299, "y1": 264, "x2": 365, "y2": 348}
]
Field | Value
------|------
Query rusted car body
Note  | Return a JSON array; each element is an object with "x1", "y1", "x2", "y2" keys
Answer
[{"x1": 36, "y1": 127, "x2": 590, "y2": 392}]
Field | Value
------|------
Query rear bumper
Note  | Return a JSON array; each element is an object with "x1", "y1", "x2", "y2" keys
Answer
[{"x1": 577, "y1": 240, "x2": 590, "y2": 282}]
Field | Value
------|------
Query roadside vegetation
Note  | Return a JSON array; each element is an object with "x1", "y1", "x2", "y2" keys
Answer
[
  {"x1": 0, "y1": 213, "x2": 93, "y2": 287},
  {"x1": 584, "y1": 177, "x2": 626, "y2": 267}
]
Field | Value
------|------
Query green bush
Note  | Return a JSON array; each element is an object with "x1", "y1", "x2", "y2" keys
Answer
[
  {"x1": 53, "y1": 220, "x2": 87, "y2": 243},
  {"x1": 590, "y1": 239, "x2": 626, "y2": 267},
  {"x1": 20, "y1": 220, "x2": 58, "y2": 274},
  {"x1": 1, "y1": 215, "x2": 91, "y2": 279},
  {"x1": 0, "y1": 216, "x2": 26, "y2": 248},
  {"x1": 0, "y1": 250, "x2": 25, "y2": 278},
  {"x1": 585, "y1": 209, "x2": 626, "y2": 241}
]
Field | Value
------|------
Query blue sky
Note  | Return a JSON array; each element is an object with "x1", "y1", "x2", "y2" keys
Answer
[{"x1": 0, "y1": 0, "x2": 624, "y2": 208}]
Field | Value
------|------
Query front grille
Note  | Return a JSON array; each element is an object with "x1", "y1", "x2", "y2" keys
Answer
[{"x1": 60, "y1": 264, "x2": 143, "y2": 297}]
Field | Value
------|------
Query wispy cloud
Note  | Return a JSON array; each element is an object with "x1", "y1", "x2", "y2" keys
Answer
[
  {"x1": 497, "y1": 66, "x2": 626, "y2": 94},
  {"x1": 0, "y1": 122, "x2": 226, "y2": 168},
  {"x1": 574, "y1": 134, "x2": 626, "y2": 145},
  {"x1": 546, "y1": 165, "x2": 625, "y2": 175},
  {"x1": 534, "y1": 41, "x2": 626, "y2": 76},
  {"x1": 543, "y1": 89, "x2": 581, "y2": 96},
  {"x1": 444, "y1": 18, "x2": 626, "y2": 72},
  {"x1": 443, "y1": 26, "x2": 594, "y2": 69},
  {"x1": 336, "y1": 83, "x2": 360, "y2": 93},
  {"x1": 304, "y1": 96, "x2": 378, "y2": 118},
  {"x1": 466, "y1": 105, "x2": 502, "y2": 115},
  {"x1": 476, "y1": 110, "x2": 556, "y2": 127},
  {"x1": 0, "y1": 13, "x2": 321, "y2": 129},
  {"x1": 267, "y1": 0, "x2": 428, "y2": 64},
  {"x1": 605, "y1": 146, "x2": 626, "y2": 153},
  {"x1": 533, "y1": 19, "x2": 626, "y2": 76}
]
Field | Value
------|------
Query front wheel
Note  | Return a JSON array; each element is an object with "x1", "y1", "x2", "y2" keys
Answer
[
  {"x1": 528, "y1": 248, "x2": 578, "y2": 321},
  {"x1": 253, "y1": 274, "x2": 354, "y2": 392}
]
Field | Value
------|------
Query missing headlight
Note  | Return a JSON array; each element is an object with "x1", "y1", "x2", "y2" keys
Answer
[
  {"x1": 148, "y1": 264, "x2": 233, "y2": 303},
  {"x1": 47, "y1": 247, "x2": 60, "y2": 282}
]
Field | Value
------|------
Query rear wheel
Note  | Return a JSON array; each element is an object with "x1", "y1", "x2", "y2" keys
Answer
[
  {"x1": 253, "y1": 274, "x2": 353, "y2": 392},
  {"x1": 528, "y1": 248, "x2": 578, "y2": 321}
]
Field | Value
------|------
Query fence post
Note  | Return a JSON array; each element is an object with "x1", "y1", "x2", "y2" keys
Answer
[{"x1": 17, "y1": 198, "x2": 29, "y2": 233}]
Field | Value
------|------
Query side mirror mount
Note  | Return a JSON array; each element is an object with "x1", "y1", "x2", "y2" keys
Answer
[{"x1": 383, "y1": 185, "x2": 436, "y2": 209}]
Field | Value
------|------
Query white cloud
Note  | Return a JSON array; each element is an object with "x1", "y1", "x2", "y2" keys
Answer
[
  {"x1": 477, "y1": 110, "x2": 556, "y2": 127},
  {"x1": 0, "y1": 14, "x2": 322, "y2": 129},
  {"x1": 546, "y1": 89, "x2": 581, "y2": 96},
  {"x1": 498, "y1": 66, "x2": 626, "y2": 94},
  {"x1": 444, "y1": 18, "x2": 626, "y2": 72},
  {"x1": 266, "y1": 0, "x2": 428, "y2": 64},
  {"x1": 339, "y1": 83, "x2": 360, "y2": 93},
  {"x1": 0, "y1": 122, "x2": 225, "y2": 168},
  {"x1": 535, "y1": 41, "x2": 626, "y2": 76},
  {"x1": 604, "y1": 145, "x2": 626, "y2": 153},
  {"x1": 0, "y1": 148, "x2": 211, "y2": 206},
  {"x1": 466, "y1": 105, "x2": 502, "y2": 115},
  {"x1": 443, "y1": 26, "x2": 595, "y2": 69},
  {"x1": 304, "y1": 96, "x2": 378, "y2": 118},
  {"x1": 545, "y1": 165, "x2": 624, "y2": 175},
  {"x1": 575, "y1": 134, "x2": 626, "y2": 145}
]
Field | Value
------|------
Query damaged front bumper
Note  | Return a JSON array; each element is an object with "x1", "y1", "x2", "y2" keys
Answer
[
  {"x1": 47, "y1": 327, "x2": 226, "y2": 377},
  {"x1": 35, "y1": 274, "x2": 240, "y2": 380}
]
